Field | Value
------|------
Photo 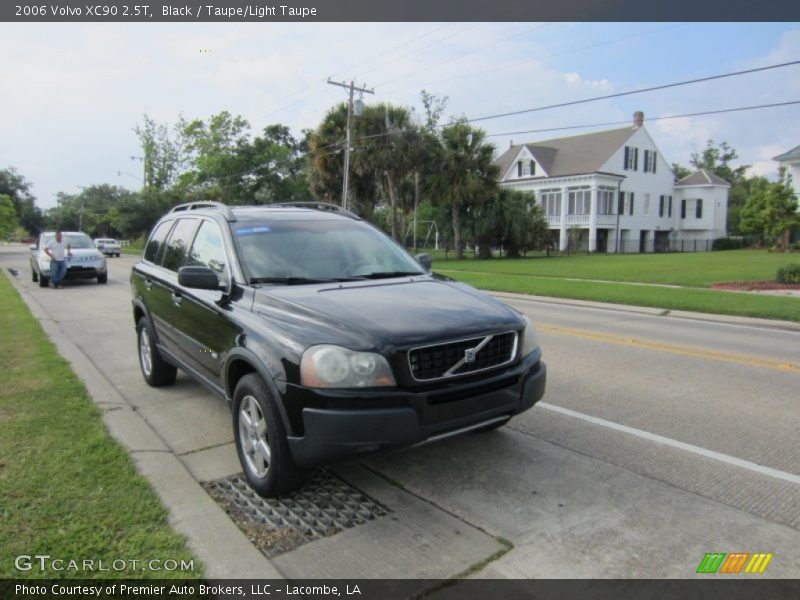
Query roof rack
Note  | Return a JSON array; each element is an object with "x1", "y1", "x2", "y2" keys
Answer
[
  {"x1": 269, "y1": 202, "x2": 360, "y2": 220},
  {"x1": 169, "y1": 201, "x2": 237, "y2": 221}
]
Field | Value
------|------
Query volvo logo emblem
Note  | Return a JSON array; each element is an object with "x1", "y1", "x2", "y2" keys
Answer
[{"x1": 464, "y1": 348, "x2": 477, "y2": 363}]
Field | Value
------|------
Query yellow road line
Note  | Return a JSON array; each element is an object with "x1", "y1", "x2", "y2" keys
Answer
[{"x1": 537, "y1": 324, "x2": 800, "y2": 374}]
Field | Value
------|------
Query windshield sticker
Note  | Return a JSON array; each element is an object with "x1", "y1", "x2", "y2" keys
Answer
[{"x1": 235, "y1": 226, "x2": 271, "y2": 235}]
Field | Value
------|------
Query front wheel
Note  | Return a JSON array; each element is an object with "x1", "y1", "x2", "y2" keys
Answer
[
  {"x1": 97, "y1": 273, "x2": 108, "y2": 284},
  {"x1": 232, "y1": 374, "x2": 309, "y2": 497},
  {"x1": 136, "y1": 317, "x2": 176, "y2": 387},
  {"x1": 38, "y1": 273, "x2": 49, "y2": 288}
]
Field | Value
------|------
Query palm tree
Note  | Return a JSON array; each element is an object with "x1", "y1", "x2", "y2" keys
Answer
[{"x1": 431, "y1": 122, "x2": 498, "y2": 259}]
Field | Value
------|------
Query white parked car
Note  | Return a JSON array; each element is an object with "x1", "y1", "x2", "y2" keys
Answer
[
  {"x1": 30, "y1": 231, "x2": 108, "y2": 287},
  {"x1": 94, "y1": 237, "x2": 122, "y2": 257}
]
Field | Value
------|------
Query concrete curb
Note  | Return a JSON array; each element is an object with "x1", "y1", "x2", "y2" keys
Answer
[
  {"x1": 488, "y1": 290, "x2": 800, "y2": 332},
  {"x1": 3, "y1": 269, "x2": 283, "y2": 579}
]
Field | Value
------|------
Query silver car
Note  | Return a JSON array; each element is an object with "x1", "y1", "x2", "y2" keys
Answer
[
  {"x1": 30, "y1": 231, "x2": 108, "y2": 287},
  {"x1": 94, "y1": 237, "x2": 121, "y2": 257}
]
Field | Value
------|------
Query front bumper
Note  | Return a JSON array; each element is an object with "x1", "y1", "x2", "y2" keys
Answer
[
  {"x1": 286, "y1": 349, "x2": 546, "y2": 468},
  {"x1": 37, "y1": 258, "x2": 106, "y2": 279}
]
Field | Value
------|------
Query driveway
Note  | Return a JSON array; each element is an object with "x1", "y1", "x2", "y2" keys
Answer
[{"x1": 2, "y1": 244, "x2": 799, "y2": 580}]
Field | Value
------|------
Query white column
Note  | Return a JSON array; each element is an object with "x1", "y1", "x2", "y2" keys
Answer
[
  {"x1": 589, "y1": 187, "x2": 598, "y2": 252},
  {"x1": 558, "y1": 186, "x2": 569, "y2": 251}
]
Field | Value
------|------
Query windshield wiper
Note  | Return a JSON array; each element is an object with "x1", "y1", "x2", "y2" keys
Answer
[
  {"x1": 360, "y1": 271, "x2": 425, "y2": 280},
  {"x1": 249, "y1": 276, "x2": 363, "y2": 285}
]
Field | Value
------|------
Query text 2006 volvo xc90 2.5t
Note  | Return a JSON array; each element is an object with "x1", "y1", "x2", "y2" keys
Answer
[{"x1": 131, "y1": 201, "x2": 546, "y2": 497}]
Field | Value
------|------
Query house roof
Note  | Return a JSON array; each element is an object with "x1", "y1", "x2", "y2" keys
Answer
[
  {"x1": 674, "y1": 169, "x2": 730, "y2": 187},
  {"x1": 773, "y1": 145, "x2": 800, "y2": 162},
  {"x1": 495, "y1": 126, "x2": 638, "y2": 178}
]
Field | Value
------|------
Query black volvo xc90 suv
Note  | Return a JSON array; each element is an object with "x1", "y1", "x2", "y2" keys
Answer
[{"x1": 131, "y1": 202, "x2": 546, "y2": 496}]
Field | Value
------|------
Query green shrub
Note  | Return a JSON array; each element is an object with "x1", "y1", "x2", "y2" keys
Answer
[
  {"x1": 712, "y1": 237, "x2": 745, "y2": 251},
  {"x1": 776, "y1": 264, "x2": 800, "y2": 284}
]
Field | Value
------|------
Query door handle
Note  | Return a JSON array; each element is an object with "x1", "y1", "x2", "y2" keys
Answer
[
  {"x1": 170, "y1": 292, "x2": 182, "y2": 306},
  {"x1": 144, "y1": 278, "x2": 152, "y2": 290}
]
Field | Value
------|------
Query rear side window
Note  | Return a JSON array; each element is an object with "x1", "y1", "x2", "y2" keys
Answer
[
  {"x1": 186, "y1": 221, "x2": 229, "y2": 285},
  {"x1": 162, "y1": 219, "x2": 200, "y2": 272},
  {"x1": 144, "y1": 221, "x2": 174, "y2": 263}
]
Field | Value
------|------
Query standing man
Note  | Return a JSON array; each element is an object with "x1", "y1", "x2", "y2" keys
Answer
[{"x1": 44, "y1": 231, "x2": 71, "y2": 288}]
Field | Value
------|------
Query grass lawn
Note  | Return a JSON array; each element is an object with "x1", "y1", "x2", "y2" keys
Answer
[
  {"x1": 446, "y1": 271, "x2": 800, "y2": 323},
  {"x1": 0, "y1": 273, "x2": 201, "y2": 579},
  {"x1": 431, "y1": 250, "x2": 799, "y2": 287},
  {"x1": 121, "y1": 245, "x2": 143, "y2": 256}
]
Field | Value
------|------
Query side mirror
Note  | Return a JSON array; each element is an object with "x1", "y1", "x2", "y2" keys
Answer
[
  {"x1": 415, "y1": 253, "x2": 432, "y2": 271},
  {"x1": 178, "y1": 266, "x2": 220, "y2": 290}
]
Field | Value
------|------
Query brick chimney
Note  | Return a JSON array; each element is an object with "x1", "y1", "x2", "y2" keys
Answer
[{"x1": 633, "y1": 111, "x2": 644, "y2": 128}]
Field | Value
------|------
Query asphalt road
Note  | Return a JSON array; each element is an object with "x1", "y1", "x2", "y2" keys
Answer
[{"x1": 3, "y1": 245, "x2": 799, "y2": 579}]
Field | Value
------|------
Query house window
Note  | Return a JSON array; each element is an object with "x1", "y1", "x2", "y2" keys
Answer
[
  {"x1": 598, "y1": 187, "x2": 616, "y2": 215},
  {"x1": 623, "y1": 146, "x2": 639, "y2": 171},
  {"x1": 644, "y1": 193, "x2": 650, "y2": 215},
  {"x1": 568, "y1": 187, "x2": 591, "y2": 215},
  {"x1": 517, "y1": 161, "x2": 523, "y2": 177},
  {"x1": 529, "y1": 161, "x2": 536, "y2": 176},
  {"x1": 643, "y1": 150, "x2": 658, "y2": 173},
  {"x1": 681, "y1": 199, "x2": 687, "y2": 219},
  {"x1": 541, "y1": 190, "x2": 561, "y2": 216},
  {"x1": 696, "y1": 198, "x2": 703, "y2": 219}
]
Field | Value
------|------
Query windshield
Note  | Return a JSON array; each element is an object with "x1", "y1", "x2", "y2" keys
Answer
[
  {"x1": 43, "y1": 233, "x2": 95, "y2": 249},
  {"x1": 232, "y1": 219, "x2": 425, "y2": 282}
]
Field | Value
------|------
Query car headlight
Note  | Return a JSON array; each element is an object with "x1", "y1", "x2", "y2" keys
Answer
[
  {"x1": 300, "y1": 345, "x2": 396, "y2": 389},
  {"x1": 520, "y1": 315, "x2": 540, "y2": 357}
]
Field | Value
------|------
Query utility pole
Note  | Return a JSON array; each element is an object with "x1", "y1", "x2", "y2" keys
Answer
[{"x1": 327, "y1": 79, "x2": 374, "y2": 210}]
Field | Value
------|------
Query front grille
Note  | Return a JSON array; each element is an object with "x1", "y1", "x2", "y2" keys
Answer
[{"x1": 408, "y1": 331, "x2": 517, "y2": 382}]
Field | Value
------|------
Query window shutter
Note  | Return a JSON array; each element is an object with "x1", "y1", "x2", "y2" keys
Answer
[
  {"x1": 618, "y1": 191, "x2": 625, "y2": 213},
  {"x1": 517, "y1": 161, "x2": 522, "y2": 177},
  {"x1": 681, "y1": 199, "x2": 686, "y2": 219},
  {"x1": 624, "y1": 147, "x2": 629, "y2": 170},
  {"x1": 644, "y1": 150, "x2": 650, "y2": 173},
  {"x1": 530, "y1": 160, "x2": 536, "y2": 176},
  {"x1": 668, "y1": 196, "x2": 672, "y2": 217},
  {"x1": 653, "y1": 152, "x2": 657, "y2": 173},
  {"x1": 696, "y1": 198, "x2": 703, "y2": 219},
  {"x1": 659, "y1": 195, "x2": 664, "y2": 217},
  {"x1": 634, "y1": 148, "x2": 639, "y2": 171},
  {"x1": 629, "y1": 192, "x2": 635, "y2": 215}
]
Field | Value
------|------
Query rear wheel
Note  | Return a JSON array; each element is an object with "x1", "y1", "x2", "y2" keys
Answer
[
  {"x1": 136, "y1": 317, "x2": 176, "y2": 387},
  {"x1": 32, "y1": 270, "x2": 38, "y2": 282},
  {"x1": 233, "y1": 373, "x2": 309, "y2": 497}
]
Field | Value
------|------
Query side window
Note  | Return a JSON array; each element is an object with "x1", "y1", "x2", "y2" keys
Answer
[
  {"x1": 186, "y1": 221, "x2": 229, "y2": 285},
  {"x1": 162, "y1": 219, "x2": 201, "y2": 272},
  {"x1": 144, "y1": 220, "x2": 174, "y2": 263}
]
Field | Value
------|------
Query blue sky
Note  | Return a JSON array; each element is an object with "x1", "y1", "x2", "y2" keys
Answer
[{"x1": 1, "y1": 21, "x2": 798, "y2": 208}]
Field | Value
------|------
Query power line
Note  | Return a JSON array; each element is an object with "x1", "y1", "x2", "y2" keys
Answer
[
  {"x1": 464, "y1": 59, "x2": 800, "y2": 125},
  {"x1": 484, "y1": 99, "x2": 800, "y2": 138}
]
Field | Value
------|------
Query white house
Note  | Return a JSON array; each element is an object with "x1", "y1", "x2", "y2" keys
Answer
[
  {"x1": 773, "y1": 145, "x2": 800, "y2": 200},
  {"x1": 495, "y1": 112, "x2": 730, "y2": 252}
]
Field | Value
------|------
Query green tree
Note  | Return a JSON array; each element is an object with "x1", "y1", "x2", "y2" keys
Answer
[
  {"x1": 134, "y1": 114, "x2": 188, "y2": 191},
  {"x1": 739, "y1": 174, "x2": 799, "y2": 245},
  {"x1": 430, "y1": 122, "x2": 498, "y2": 259},
  {"x1": 0, "y1": 167, "x2": 43, "y2": 234},
  {"x1": 671, "y1": 163, "x2": 691, "y2": 181},
  {"x1": 0, "y1": 194, "x2": 18, "y2": 239}
]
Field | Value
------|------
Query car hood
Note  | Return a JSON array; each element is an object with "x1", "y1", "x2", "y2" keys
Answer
[{"x1": 251, "y1": 275, "x2": 522, "y2": 350}]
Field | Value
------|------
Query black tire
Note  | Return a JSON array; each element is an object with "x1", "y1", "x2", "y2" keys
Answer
[
  {"x1": 472, "y1": 416, "x2": 512, "y2": 433},
  {"x1": 97, "y1": 273, "x2": 108, "y2": 284},
  {"x1": 32, "y1": 270, "x2": 38, "y2": 282},
  {"x1": 136, "y1": 317, "x2": 177, "y2": 387},
  {"x1": 38, "y1": 273, "x2": 49, "y2": 288},
  {"x1": 233, "y1": 373, "x2": 309, "y2": 498}
]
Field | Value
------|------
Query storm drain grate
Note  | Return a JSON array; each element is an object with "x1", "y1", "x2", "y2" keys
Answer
[{"x1": 203, "y1": 469, "x2": 390, "y2": 558}]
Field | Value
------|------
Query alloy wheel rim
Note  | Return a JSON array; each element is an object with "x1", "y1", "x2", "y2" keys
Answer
[
  {"x1": 139, "y1": 328, "x2": 153, "y2": 377},
  {"x1": 239, "y1": 395, "x2": 270, "y2": 478}
]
